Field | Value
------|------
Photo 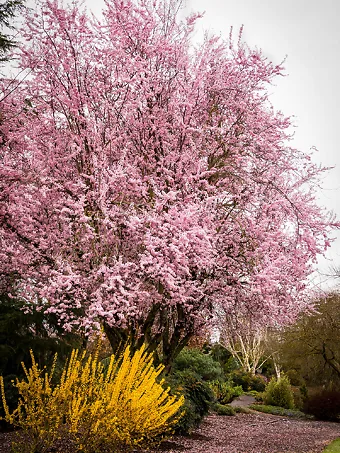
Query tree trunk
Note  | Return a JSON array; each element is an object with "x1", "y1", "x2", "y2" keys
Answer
[
  {"x1": 102, "y1": 302, "x2": 196, "y2": 372},
  {"x1": 321, "y1": 342, "x2": 340, "y2": 379}
]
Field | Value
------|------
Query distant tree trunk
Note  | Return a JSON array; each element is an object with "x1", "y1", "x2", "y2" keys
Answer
[
  {"x1": 321, "y1": 342, "x2": 340, "y2": 379},
  {"x1": 220, "y1": 317, "x2": 270, "y2": 375},
  {"x1": 273, "y1": 358, "x2": 281, "y2": 380}
]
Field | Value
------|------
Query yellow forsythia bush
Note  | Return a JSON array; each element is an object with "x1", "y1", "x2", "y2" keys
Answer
[{"x1": 0, "y1": 343, "x2": 184, "y2": 453}]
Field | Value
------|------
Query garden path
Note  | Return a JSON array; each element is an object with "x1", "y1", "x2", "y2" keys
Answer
[
  {"x1": 147, "y1": 413, "x2": 340, "y2": 453},
  {"x1": 229, "y1": 395, "x2": 256, "y2": 407}
]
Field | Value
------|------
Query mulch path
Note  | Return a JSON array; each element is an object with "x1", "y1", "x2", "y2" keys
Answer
[
  {"x1": 1, "y1": 413, "x2": 339, "y2": 453},
  {"x1": 229, "y1": 394, "x2": 256, "y2": 407},
  {"x1": 149, "y1": 413, "x2": 340, "y2": 453}
]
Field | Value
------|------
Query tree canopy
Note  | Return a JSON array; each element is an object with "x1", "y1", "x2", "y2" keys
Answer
[
  {"x1": 277, "y1": 292, "x2": 340, "y2": 385},
  {"x1": 0, "y1": 0, "x2": 336, "y2": 365}
]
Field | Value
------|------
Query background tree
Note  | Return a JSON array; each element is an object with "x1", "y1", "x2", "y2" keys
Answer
[
  {"x1": 0, "y1": 0, "x2": 336, "y2": 367},
  {"x1": 0, "y1": 0, "x2": 23, "y2": 63},
  {"x1": 219, "y1": 311, "x2": 272, "y2": 375},
  {"x1": 276, "y1": 293, "x2": 340, "y2": 386},
  {"x1": 0, "y1": 0, "x2": 24, "y2": 137}
]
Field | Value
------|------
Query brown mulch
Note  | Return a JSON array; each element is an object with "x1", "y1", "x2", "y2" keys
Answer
[
  {"x1": 0, "y1": 413, "x2": 339, "y2": 453},
  {"x1": 148, "y1": 413, "x2": 340, "y2": 453}
]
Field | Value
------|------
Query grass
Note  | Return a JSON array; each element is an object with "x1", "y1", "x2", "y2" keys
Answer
[
  {"x1": 248, "y1": 404, "x2": 309, "y2": 419},
  {"x1": 323, "y1": 439, "x2": 340, "y2": 453}
]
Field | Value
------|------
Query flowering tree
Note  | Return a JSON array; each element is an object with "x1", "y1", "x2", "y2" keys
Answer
[{"x1": 0, "y1": 0, "x2": 336, "y2": 366}]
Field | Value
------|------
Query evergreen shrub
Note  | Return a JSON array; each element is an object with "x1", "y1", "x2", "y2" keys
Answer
[
  {"x1": 300, "y1": 382, "x2": 308, "y2": 401},
  {"x1": 166, "y1": 369, "x2": 214, "y2": 434},
  {"x1": 231, "y1": 370, "x2": 266, "y2": 392},
  {"x1": 285, "y1": 369, "x2": 305, "y2": 387},
  {"x1": 292, "y1": 387, "x2": 304, "y2": 410},
  {"x1": 208, "y1": 344, "x2": 236, "y2": 372},
  {"x1": 172, "y1": 347, "x2": 224, "y2": 381},
  {"x1": 208, "y1": 380, "x2": 243, "y2": 404},
  {"x1": 264, "y1": 375, "x2": 294, "y2": 409},
  {"x1": 0, "y1": 291, "x2": 81, "y2": 424},
  {"x1": 246, "y1": 390, "x2": 264, "y2": 401}
]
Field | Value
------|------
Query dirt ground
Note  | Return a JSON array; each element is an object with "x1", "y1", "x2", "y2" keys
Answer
[{"x1": 0, "y1": 412, "x2": 339, "y2": 453}]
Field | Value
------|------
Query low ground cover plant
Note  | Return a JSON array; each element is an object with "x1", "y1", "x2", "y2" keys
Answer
[
  {"x1": 0, "y1": 343, "x2": 184, "y2": 453},
  {"x1": 248, "y1": 404, "x2": 307, "y2": 418},
  {"x1": 232, "y1": 406, "x2": 252, "y2": 414},
  {"x1": 213, "y1": 403, "x2": 235, "y2": 416}
]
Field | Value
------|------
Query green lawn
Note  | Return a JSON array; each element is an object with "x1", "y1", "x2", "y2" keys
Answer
[{"x1": 323, "y1": 439, "x2": 340, "y2": 453}]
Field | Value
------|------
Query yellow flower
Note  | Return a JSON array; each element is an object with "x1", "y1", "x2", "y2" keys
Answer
[{"x1": 1, "y1": 341, "x2": 184, "y2": 453}]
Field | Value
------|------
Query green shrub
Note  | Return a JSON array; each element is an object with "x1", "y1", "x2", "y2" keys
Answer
[
  {"x1": 209, "y1": 344, "x2": 233, "y2": 368},
  {"x1": 300, "y1": 382, "x2": 308, "y2": 401},
  {"x1": 223, "y1": 356, "x2": 240, "y2": 374},
  {"x1": 172, "y1": 398, "x2": 199, "y2": 435},
  {"x1": 208, "y1": 380, "x2": 243, "y2": 404},
  {"x1": 292, "y1": 387, "x2": 304, "y2": 410},
  {"x1": 213, "y1": 403, "x2": 235, "y2": 416},
  {"x1": 172, "y1": 348, "x2": 224, "y2": 381},
  {"x1": 249, "y1": 404, "x2": 307, "y2": 418},
  {"x1": 231, "y1": 370, "x2": 266, "y2": 392},
  {"x1": 303, "y1": 389, "x2": 340, "y2": 421},
  {"x1": 246, "y1": 390, "x2": 264, "y2": 401},
  {"x1": 166, "y1": 370, "x2": 215, "y2": 434},
  {"x1": 291, "y1": 382, "x2": 309, "y2": 410},
  {"x1": 264, "y1": 375, "x2": 294, "y2": 409},
  {"x1": 260, "y1": 358, "x2": 276, "y2": 378},
  {"x1": 285, "y1": 369, "x2": 305, "y2": 387}
]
